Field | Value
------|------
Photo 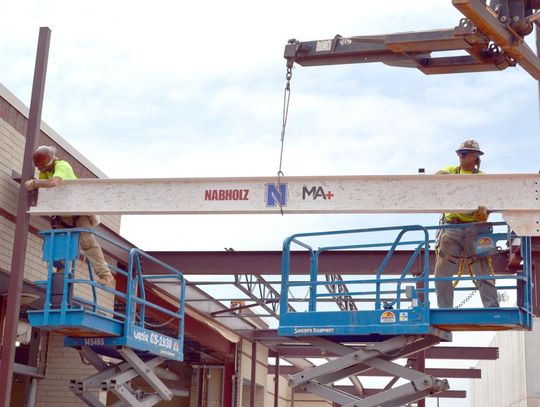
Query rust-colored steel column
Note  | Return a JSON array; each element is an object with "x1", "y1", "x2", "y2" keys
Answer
[
  {"x1": 197, "y1": 366, "x2": 207, "y2": 407},
  {"x1": 531, "y1": 237, "x2": 540, "y2": 316},
  {"x1": 273, "y1": 352, "x2": 280, "y2": 407},
  {"x1": 416, "y1": 351, "x2": 426, "y2": 407},
  {"x1": 223, "y1": 355, "x2": 235, "y2": 407},
  {"x1": 533, "y1": 255, "x2": 540, "y2": 317},
  {"x1": 0, "y1": 27, "x2": 51, "y2": 407},
  {"x1": 536, "y1": 19, "x2": 540, "y2": 119},
  {"x1": 250, "y1": 341, "x2": 257, "y2": 407}
]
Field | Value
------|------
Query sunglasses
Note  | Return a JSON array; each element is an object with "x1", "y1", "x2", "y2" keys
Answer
[
  {"x1": 37, "y1": 158, "x2": 55, "y2": 172},
  {"x1": 457, "y1": 151, "x2": 477, "y2": 157}
]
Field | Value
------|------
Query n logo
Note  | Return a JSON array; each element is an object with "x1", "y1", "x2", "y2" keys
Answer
[{"x1": 265, "y1": 183, "x2": 287, "y2": 207}]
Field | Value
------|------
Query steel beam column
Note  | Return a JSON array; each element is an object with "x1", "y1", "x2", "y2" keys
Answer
[
  {"x1": 250, "y1": 341, "x2": 257, "y2": 407},
  {"x1": 531, "y1": 237, "x2": 540, "y2": 316},
  {"x1": 0, "y1": 27, "x2": 51, "y2": 407},
  {"x1": 274, "y1": 353, "x2": 280, "y2": 407},
  {"x1": 415, "y1": 350, "x2": 427, "y2": 407},
  {"x1": 223, "y1": 355, "x2": 235, "y2": 407},
  {"x1": 197, "y1": 366, "x2": 206, "y2": 407}
]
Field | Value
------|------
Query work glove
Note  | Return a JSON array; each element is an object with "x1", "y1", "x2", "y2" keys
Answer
[
  {"x1": 25, "y1": 179, "x2": 37, "y2": 191},
  {"x1": 473, "y1": 205, "x2": 489, "y2": 222}
]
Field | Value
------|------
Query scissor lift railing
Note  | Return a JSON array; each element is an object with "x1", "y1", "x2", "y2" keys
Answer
[
  {"x1": 27, "y1": 228, "x2": 186, "y2": 406},
  {"x1": 278, "y1": 222, "x2": 534, "y2": 407}
]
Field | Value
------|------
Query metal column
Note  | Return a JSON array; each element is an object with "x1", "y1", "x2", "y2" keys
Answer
[
  {"x1": 0, "y1": 27, "x2": 51, "y2": 407},
  {"x1": 223, "y1": 355, "x2": 235, "y2": 407},
  {"x1": 250, "y1": 341, "x2": 257, "y2": 407},
  {"x1": 274, "y1": 352, "x2": 280, "y2": 407}
]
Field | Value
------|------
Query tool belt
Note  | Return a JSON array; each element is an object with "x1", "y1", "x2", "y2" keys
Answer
[
  {"x1": 50, "y1": 215, "x2": 79, "y2": 229},
  {"x1": 444, "y1": 218, "x2": 493, "y2": 234}
]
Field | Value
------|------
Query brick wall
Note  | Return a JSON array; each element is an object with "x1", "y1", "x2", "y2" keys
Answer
[
  {"x1": 1, "y1": 85, "x2": 119, "y2": 403},
  {"x1": 34, "y1": 333, "x2": 106, "y2": 406}
]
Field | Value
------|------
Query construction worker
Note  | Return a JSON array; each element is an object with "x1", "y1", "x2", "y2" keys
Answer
[
  {"x1": 434, "y1": 139, "x2": 499, "y2": 308},
  {"x1": 25, "y1": 146, "x2": 115, "y2": 286}
]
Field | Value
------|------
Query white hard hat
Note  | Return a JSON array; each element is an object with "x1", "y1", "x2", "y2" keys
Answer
[{"x1": 456, "y1": 139, "x2": 483, "y2": 156}]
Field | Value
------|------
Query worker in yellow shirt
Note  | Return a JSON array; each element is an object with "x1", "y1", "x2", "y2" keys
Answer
[
  {"x1": 434, "y1": 139, "x2": 499, "y2": 308},
  {"x1": 25, "y1": 146, "x2": 115, "y2": 286}
]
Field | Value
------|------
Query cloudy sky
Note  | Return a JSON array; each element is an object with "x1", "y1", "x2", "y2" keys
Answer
[
  {"x1": 1, "y1": 2, "x2": 539, "y2": 405},
  {"x1": 1, "y1": 1, "x2": 539, "y2": 254}
]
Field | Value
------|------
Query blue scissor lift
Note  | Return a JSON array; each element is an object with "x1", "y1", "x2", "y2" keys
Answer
[
  {"x1": 278, "y1": 223, "x2": 534, "y2": 407},
  {"x1": 27, "y1": 229, "x2": 186, "y2": 407}
]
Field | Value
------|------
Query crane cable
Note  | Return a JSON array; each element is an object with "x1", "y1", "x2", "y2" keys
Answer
[{"x1": 276, "y1": 60, "x2": 294, "y2": 215}]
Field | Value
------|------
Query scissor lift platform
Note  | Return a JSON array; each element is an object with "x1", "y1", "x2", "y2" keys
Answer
[
  {"x1": 28, "y1": 308, "x2": 123, "y2": 337},
  {"x1": 27, "y1": 229, "x2": 186, "y2": 406},
  {"x1": 278, "y1": 223, "x2": 534, "y2": 406},
  {"x1": 279, "y1": 306, "x2": 532, "y2": 341}
]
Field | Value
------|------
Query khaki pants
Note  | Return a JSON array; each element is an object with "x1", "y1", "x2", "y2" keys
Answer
[
  {"x1": 434, "y1": 225, "x2": 499, "y2": 308},
  {"x1": 75, "y1": 216, "x2": 111, "y2": 279}
]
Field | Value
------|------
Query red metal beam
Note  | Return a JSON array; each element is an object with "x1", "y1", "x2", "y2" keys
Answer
[
  {"x1": 425, "y1": 346, "x2": 498, "y2": 360},
  {"x1": 299, "y1": 386, "x2": 467, "y2": 399},
  {"x1": 264, "y1": 341, "x2": 498, "y2": 360},
  {"x1": 146, "y1": 250, "x2": 510, "y2": 276},
  {"x1": 268, "y1": 365, "x2": 481, "y2": 378}
]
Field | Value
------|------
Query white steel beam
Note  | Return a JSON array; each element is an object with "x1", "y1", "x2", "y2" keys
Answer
[{"x1": 28, "y1": 174, "x2": 540, "y2": 235}]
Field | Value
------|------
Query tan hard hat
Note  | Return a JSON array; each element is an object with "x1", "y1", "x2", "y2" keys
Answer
[
  {"x1": 456, "y1": 139, "x2": 483, "y2": 156},
  {"x1": 32, "y1": 146, "x2": 56, "y2": 169}
]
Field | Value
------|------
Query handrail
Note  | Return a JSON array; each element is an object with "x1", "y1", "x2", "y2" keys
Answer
[
  {"x1": 279, "y1": 221, "x2": 529, "y2": 324},
  {"x1": 35, "y1": 228, "x2": 186, "y2": 348}
]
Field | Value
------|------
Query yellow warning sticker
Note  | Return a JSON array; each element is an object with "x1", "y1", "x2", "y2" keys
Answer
[{"x1": 381, "y1": 311, "x2": 396, "y2": 323}]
